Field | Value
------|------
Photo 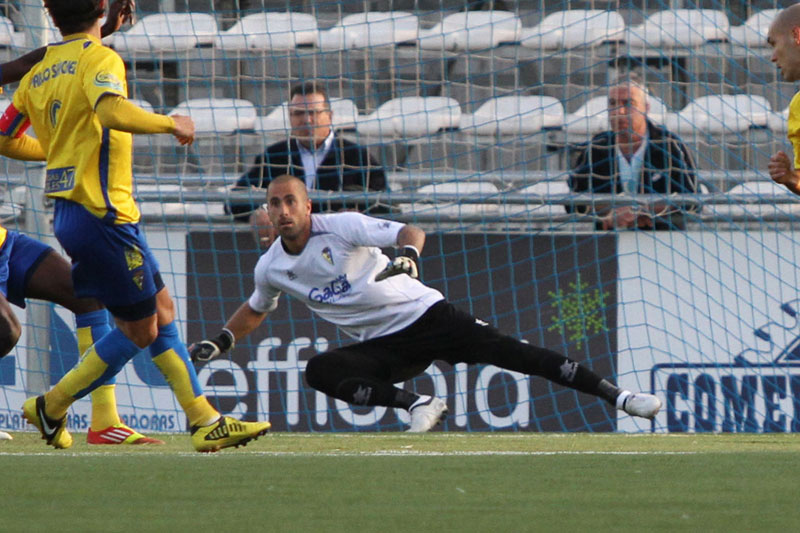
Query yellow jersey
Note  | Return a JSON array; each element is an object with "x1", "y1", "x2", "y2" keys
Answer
[
  {"x1": 3, "y1": 33, "x2": 138, "y2": 223},
  {"x1": 0, "y1": 224, "x2": 6, "y2": 249},
  {"x1": 788, "y1": 91, "x2": 800, "y2": 170}
]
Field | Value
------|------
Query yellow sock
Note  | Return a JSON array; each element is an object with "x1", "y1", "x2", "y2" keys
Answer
[
  {"x1": 43, "y1": 384, "x2": 74, "y2": 420},
  {"x1": 89, "y1": 385, "x2": 121, "y2": 430},
  {"x1": 184, "y1": 396, "x2": 220, "y2": 427},
  {"x1": 152, "y1": 349, "x2": 218, "y2": 426},
  {"x1": 78, "y1": 324, "x2": 122, "y2": 430}
]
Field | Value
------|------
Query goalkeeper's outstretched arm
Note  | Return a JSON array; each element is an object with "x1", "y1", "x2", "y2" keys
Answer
[
  {"x1": 189, "y1": 302, "x2": 269, "y2": 362},
  {"x1": 397, "y1": 224, "x2": 425, "y2": 252},
  {"x1": 375, "y1": 223, "x2": 427, "y2": 282}
]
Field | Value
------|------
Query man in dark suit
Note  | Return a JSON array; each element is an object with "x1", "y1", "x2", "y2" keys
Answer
[
  {"x1": 228, "y1": 82, "x2": 386, "y2": 217},
  {"x1": 568, "y1": 75, "x2": 698, "y2": 230}
]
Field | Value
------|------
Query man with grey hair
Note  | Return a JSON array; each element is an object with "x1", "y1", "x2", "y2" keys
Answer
[{"x1": 568, "y1": 74, "x2": 698, "y2": 230}]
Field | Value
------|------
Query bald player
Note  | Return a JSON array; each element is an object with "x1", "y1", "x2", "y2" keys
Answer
[{"x1": 769, "y1": 4, "x2": 800, "y2": 192}]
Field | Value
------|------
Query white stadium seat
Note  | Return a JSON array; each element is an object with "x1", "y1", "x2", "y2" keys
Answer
[
  {"x1": 215, "y1": 12, "x2": 318, "y2": 50},
  {"x1": 170, "y1": 98, "x2": 256, "y2": 134},
  {"x1": 400, "y1": 181, "x2": 499, "y2": 217},
  {"x1": 418, "y1": 11, "x2": 521, "y2": 51},
  {"x1": 504, "y1": 180, "x2": 571, "y2": 218},
  {"x1": 625, "y1": 9, "x2": 730, "y2": 48},
  {"x1": 728, "y1": 9, "x2": 779, "y2": 47},
  {"x1": 317, "y1": 12, "x2": 419, "y2": 50},
  {"x1": 356, "y1": 97, "x2": 461, "y2": 139},
  {"x1": 459, "y1": 96, "x2": 564, "y2": 136},
  {"x1": 709, "y1": 181, "x2": 800, "y2": 219},
  {"x1": 112, "y1": 13, "x2": 218, "y2": 52},
  {"x1": 767, "y1": 106, "x2": 789, "y2": 134},
  {"x1": 564, "y1": 96, "x2": 609, "y2": 138},
  {"x1": 0, "y1": 16, "x2": 25, "y2": 48},
  {"x1": 520, "y1": 10, "x2": 625, "y2": 50},
  {"x1": 666, "y1": 94, "x2": 772, "y2": 135}
]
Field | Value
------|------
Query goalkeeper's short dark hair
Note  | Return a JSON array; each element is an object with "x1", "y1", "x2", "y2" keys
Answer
[{"x1": 45, "y1": 0, "x2": 105, "y2": 35}]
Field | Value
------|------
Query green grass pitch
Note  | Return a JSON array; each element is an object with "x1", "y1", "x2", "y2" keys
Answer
[{"x1": 2, "y1": 432, "x2": 800, "y2": 532}]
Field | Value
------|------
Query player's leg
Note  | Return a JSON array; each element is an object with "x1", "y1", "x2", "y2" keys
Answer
[
  {"x1": 25, "y1": 202, "x2": 153, "y2": 448},
  {"x1": 0, "y1": 294, "x2": 21, "y2": 357},
  {"x1": 305, "y1": 344, "x2": 423, "y2": 407},
  {"x1": 428, "y1": 302, "x2": 661, "y2": 419},
  {"x1": 0, "y1": 232, "x2": 22, "y2": 356},
  {"x1": 21, "y1": 245, "x2": 162, "y2": 444},
  {"x1": 140, "y1": 285, "x2": 270, "y2": 452},
  {"x1": 304, "y1": 342, "x2": 447, "y2": 432}
]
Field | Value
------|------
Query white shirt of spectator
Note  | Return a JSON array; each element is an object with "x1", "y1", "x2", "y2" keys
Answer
[
  {"x1": 248, "y1": 212, "x2": 444, "y2": 341},
  {"x1": 615, "y1": 133, "x2": 648, "y2": 195},
  {"x1": 296, "y1": 129, "x2": 335, "y2": 190}
]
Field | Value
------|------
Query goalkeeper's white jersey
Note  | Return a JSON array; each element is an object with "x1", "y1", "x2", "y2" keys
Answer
[{"x1": 248, "y1": 212, "x2": 444, "y2": 341}]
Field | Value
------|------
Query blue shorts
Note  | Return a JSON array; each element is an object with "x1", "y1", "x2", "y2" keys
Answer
[
  {"x1": 53, "y1": 199, "x2": 163, "y2": 320},
  {"x1": 0, "y1": 231, "x2": 53, "y2": 308}
]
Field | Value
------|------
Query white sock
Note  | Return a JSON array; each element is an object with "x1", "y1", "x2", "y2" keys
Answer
[
  {"x1": 615, "y1": 390, "x2": 632, "y2": 410},
  {"x1": 409, "y1": 395, "x2": 432, "y2": 412}
]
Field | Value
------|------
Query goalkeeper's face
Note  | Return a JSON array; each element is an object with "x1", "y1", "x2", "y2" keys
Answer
[{"x1": 267, "y1": 179, "x2": 312, "y2": 245}]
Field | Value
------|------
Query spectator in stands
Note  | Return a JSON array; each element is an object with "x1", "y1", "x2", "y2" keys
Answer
[
  {"x1": 568, "y1": 75, "x2": 698, "y2": 230},
  {"x1": 228, "y1": 81, "x2": 386, "y2": 218}
]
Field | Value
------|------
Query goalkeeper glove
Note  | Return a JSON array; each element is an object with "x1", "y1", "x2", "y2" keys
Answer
[
  {"x1": 189, "y1": 328, "x2": 235, "y2": 362},
  {"x1": 375, "y1": 245, "x2": 419, "y2": 282}
]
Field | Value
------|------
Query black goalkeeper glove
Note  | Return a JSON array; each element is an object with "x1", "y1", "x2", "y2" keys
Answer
[
  {"x1": 375, "y1": 245, "x2": 420, "y2": 282},
  {"x1": 189, "y1": 328, "x2": 235, "y2": 363}
]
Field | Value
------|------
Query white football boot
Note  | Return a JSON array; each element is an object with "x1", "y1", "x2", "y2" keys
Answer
[
  {"x1": 406, "y1": 396, "x2": 449, "y2": 433},
  {"x1": 618, "y1": 391, "x2": 662, "y2": 420}
]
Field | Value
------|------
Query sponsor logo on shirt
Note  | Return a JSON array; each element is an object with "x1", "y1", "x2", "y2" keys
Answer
[
  {"x1": 308, "y1": 274, "x2": 351, "y2": 303},
  {"x1": 45, "y1": 167, "x2": 75, "y2": 193},
  {"x1": 287, "y1": 270, "x2": 297, "y2": 280},
  {"x1": 94, "y1": 71, "x2": 124, "y2": 92}
]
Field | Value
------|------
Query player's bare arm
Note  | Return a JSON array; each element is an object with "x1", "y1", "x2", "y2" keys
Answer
[
  {"x1": 101, "y1": 0, "x2": 135, "y2": 37},
  {"x1": 769, "y1": 150, "x2": 800, "y2": 195},
  {"x1": 189, "y1": 302, "x2": 268, "y2": 362}
]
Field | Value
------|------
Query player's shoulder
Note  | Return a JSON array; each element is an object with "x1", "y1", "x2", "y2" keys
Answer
[
  {"x1": 311, "y1": 212, "x2": 387, "y2": 235},
  {"x1": 254, "y1": 243, "x2": 282, "y2": 279},
  {"x1": 790, "y1": 91, "x2": 800, "y2": 115},
  {"x1": 78, "y1": 39, "x2": 124, "y2": 67}
]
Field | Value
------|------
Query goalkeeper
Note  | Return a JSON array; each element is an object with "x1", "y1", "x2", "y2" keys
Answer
[{"x1": 191, "y1": 175, "x2": 662, "y2": 432}]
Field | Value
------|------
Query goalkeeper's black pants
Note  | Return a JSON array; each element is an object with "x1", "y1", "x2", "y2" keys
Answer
[{"x1": 304, "y1": 300, "x2": 620, "y2": 409}]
